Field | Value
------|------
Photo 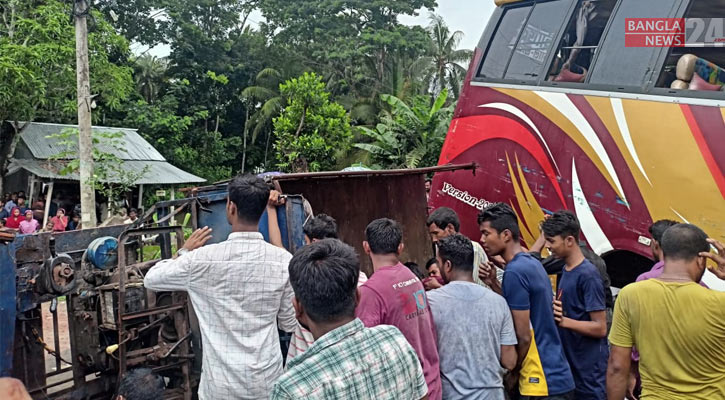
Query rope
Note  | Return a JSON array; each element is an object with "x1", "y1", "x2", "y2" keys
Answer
[{"x1": 30, "y1": 327, "x2": 73, "y2": 366}]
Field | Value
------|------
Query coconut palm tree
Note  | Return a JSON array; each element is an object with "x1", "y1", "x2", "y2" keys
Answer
[
  {"x1": 134, "y1": 55, "x2": 167, "y2": 104},
  {"x1": 412, "y1": 13, "x2": 473, "y2": 99},
  {"x1": 241, "y1": 67, "x2": 285, "y2": 170}
]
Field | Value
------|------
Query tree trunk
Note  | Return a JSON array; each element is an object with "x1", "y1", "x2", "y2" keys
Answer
[
  {"x1": 0, "y1": 122, "x2": 25, "y2": 196},
  {"x1": 241, "y1": 105, "x2": 249, "y2": 173},
  {"x1": 294, "y1": 106, "x2": 307, "y2": 137},
  {"x1": 75, "y1": 0, "x2": 98, "y2": 228},
  {"x1": 264, "y1": 131, "x2": 272, "y2": 168}
]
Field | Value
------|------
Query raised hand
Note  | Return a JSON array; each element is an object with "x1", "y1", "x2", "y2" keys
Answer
[
  {"x1": 268, "y1": 190, "x2": 285, "y2": 208},
  {"x1": 182, "y1": 226, "x2": 213, "y2": 252},
  {"x1": 700, "y1": 238, "x2": 725, "y2": 280}
]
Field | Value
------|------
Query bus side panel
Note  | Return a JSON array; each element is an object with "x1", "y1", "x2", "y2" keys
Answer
[{"x1": 432, "y1": 84, "x2": 725, "y2": 268}]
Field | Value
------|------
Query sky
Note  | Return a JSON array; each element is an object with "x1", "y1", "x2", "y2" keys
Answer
[
  {"x1": 399, "y1": 0, "x2": 496, "y2": 51},
  {"x1": 140, "y1": 0, "x2": 496, "y2": 57}
]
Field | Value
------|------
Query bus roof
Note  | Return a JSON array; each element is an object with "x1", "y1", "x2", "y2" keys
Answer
[{"x1": 494, "y1": 0, "x2": 523, "y2": 6}]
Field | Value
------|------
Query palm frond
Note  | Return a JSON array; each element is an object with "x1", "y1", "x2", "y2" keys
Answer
[{"x1": 242, "y1": 86, "x2": 276, "y2": 101}]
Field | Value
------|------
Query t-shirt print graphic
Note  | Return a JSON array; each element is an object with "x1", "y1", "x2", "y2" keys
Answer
[{"x1": 399, "y1": 287, "x2": 429, "y2": 320}]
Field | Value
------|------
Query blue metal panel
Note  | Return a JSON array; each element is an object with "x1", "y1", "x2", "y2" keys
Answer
[
  {"x1": 196, "y1": 191, "x2": 306, "y2": 252},
  {"x1": 0, "y1": 241, "x2": 17, "y2": 377}
]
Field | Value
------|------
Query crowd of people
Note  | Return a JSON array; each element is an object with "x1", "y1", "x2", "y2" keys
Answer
[
  {"x1": 144, "y1": 174, "x2": 725, "y2": 399},
  {"x1": 0, "y1": 190, "x2": 141, "y2": 234},
  {"x1": 7, "y1": 173, "x2": 722, "y2": 400}
]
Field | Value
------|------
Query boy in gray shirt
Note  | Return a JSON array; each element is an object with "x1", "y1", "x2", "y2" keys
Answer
[{"x1": 428, "y1": 234, "x2": 517, "y2": 400}]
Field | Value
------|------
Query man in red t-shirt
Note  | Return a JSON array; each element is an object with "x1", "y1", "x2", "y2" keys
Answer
[{"x1": 356, "y1": 218, "x2": 442, "y2": 400}]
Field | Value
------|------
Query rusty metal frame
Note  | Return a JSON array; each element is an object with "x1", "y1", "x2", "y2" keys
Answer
[
  {"x1": 178, "y1": 162, "x2": 479, "y2": 193},
  {"x1": 116, "y1": 226, "x2": 192, "y2": 399}
]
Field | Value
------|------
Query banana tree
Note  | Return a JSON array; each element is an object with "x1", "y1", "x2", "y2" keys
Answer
[{"x1": 355, "y1": 88, "x2": 453, "y2": 169}]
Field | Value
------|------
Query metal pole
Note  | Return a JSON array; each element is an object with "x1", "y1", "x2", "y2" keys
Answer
[{"x1": 74, "y1": 0, "x2": 97, "y2": 228}]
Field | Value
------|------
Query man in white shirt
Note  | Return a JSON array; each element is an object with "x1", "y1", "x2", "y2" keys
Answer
[
  {"x1": 426, "y1": 207, "x2": 494, "y2": 289},
  {"x1": 144, "y1": 174, "x2": 297, "y2": 399}
]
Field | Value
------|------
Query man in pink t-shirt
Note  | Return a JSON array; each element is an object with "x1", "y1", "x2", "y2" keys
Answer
[{"x1": 356, "y1": 218, "x2": 442, "y2": 400}]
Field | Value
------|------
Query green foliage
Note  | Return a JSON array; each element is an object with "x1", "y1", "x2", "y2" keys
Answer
[
  {"x1": 47, "y1": 128, "x2": 149, "y2": 214},
  {"x1": 273, "y1": 73, "x2": 352, "y2": 172},
  {"x1": 411, "y1": 14, "x2": 474, "y2": 99},
  {"x1": 355, "y1": 89, "x2": 453, "y2": 169},
  {"x1": 0, "y1": 0, "x2": 133, "y2": 124},
  {"x1": 260, "y1": 0, "x2": 436, "y2": 117}
]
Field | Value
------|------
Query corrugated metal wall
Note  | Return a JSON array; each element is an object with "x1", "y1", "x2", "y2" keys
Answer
[{"x1": 280, "y1": 174, "x2": 433, "y2": 277}]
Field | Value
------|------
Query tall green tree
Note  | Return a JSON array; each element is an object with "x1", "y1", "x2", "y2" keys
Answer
[
  {"x1": 274, "y1": 73, "x2": 352, "y2": 172},
  {"x1": 355, "y1": 89, "x2": 453, "y2": 169},
  {"x1": 260, "y1": 0, "x2": 435, "y2": 115},
  {"x1": 0, "y1": 0, "x2": 133, "y2": 193},
  {"x1": 412, "y1": 14, "x2": 473, "y2": 99},
  {"x1": 134, "y1": 54, "x2": 167, "y2": 104},
  {"x1": 241, "y1": 68, "x2": 285, "y2": 171}
]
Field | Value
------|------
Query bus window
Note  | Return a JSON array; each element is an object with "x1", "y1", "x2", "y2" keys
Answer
[
  {"x1": 656, "y1": 0, "x2": 725, "y2": 94},
  {"x1": 478, "y1": 5, "x2": 532, "y2": 79},
  {"x1": 588, "y1": 0, "x2": 681, "y2": 89},
  {"x1": 505, "y1": 0, "x2": 573, "y2": 82},
  {"x1": 547, "y1": 0, "x2": 617, "y2": 83}
]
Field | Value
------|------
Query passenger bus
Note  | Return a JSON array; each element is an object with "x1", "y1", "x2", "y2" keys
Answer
[{"x1": 430, "y1": 0, "x2": 725, "y2": 289}]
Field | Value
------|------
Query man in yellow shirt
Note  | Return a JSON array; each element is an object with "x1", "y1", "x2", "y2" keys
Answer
[{"x1": 607, "y1": 224, "x2": 725, "y2": 400}]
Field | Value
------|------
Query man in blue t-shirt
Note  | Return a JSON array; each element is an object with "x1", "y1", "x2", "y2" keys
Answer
[
  {"x1": 479, "y1": 203, "x2": 574, "y2": 399},
  {"x1": 543, "y1": 211, "x2": 608, "y2": 400}
]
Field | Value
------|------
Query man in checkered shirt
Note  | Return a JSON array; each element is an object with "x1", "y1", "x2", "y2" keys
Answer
[
  {"x1": 270, "y1": 239, "x2": 429, "y2": 400},
  {"x1": 145, "y1": 174, "x2": 297, "y2": 399}
]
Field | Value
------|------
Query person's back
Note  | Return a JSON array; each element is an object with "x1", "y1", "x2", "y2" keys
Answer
[
  {"x1": 182, "y1": 235, "x2": 293, "y2": 395},
  {"x1": 430, "y1": 284, "x2": 514, "y2": 399},
  {"x1": 356, "y1": 218, "x2": 442, "y2": 400},
  {"x1": 610, "y1": 279, "x2": 725, "y2": 399},
  {"x1": 358, "y1": 263, "x2": 442, "y2": 398},
  {"x1": 607, "y1": 223, "x2": 725, "y2": 400},
  {"x1": 277, "y1": 323, "x2": 427, "y2": 399},
  {"x1": 428, "y1": 234, "x2": 516, "y2": 400},
  {"x1": 144, "y1": 174, "x2": 296, "y2": 399}
]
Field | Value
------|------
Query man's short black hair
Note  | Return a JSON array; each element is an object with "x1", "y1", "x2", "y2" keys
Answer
[
  {"x1": 648, "y1": 219, "x2": 678, "y2": 244},
  {"x1": 117, "y1": 368, "x2": 165, "y2": 400},
  {"x1": 228, "y1": 174, "x2": 270, "y2": 224},
  {"x1": 303, "y1": 214, "x2": 338, "y2": 240},
  {"x1": 425, "y1": 257, "x2": 438, "y2": 270},
  {"x1": 478, "y1": 203, "x2": 520, "y2": 241},
  {"x1": 404, "y1": 261, "x2": 425, "y2": 280},
  {"x1": 288, "y1": 239, "x2": 359, "y2": 323},
  {"x1": 365, "y1": 218, "x2": 403, "y2": 254},
  {"x1": 437, "y1": 234, "x2": 474, "y2": 272},
  {"x1": 661, "y1": 223, "x2": 709, "y2": 261},
  {"x1": 542, "y1": 210, "x2": 580, "y2": 240},
  {"x1": 426, "y1": 207, "x2": 460, "y2": 231}
]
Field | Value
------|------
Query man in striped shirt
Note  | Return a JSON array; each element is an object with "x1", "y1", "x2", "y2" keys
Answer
[{"x1": 284, "y1": 213, "x2": 368, "y2": 363}]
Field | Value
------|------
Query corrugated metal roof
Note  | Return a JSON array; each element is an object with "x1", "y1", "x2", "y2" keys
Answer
[
  {"x1": 20, "y1": 122, "x2": 165, "y2": 161},
  {"x1": 8, "y1": 158, "x2": 205, "y2": 185}
]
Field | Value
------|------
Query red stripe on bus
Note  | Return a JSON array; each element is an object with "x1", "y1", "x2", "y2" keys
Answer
[
  {"x1": 681, "y1": 104, "x2": 725, "y2": 200},
  {"x1": 439, "y1": 114, "x2": 567, "y2": 207}
]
